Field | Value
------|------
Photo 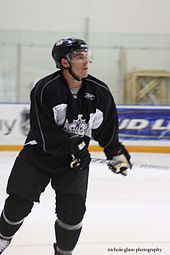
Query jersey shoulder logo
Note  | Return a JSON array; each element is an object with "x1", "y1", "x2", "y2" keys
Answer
[{"x1": 84, "y1": 92, "x2": 95, "y2": 100}]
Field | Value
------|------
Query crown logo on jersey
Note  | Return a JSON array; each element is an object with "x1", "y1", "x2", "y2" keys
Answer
[{"x1": 64, "y1": 114, "x2": 88, "y2": 136}]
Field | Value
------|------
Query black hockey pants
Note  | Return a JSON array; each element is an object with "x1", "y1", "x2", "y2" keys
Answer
[{"x1": 0, "y1": 155, "x2": 89, "y2": 254}]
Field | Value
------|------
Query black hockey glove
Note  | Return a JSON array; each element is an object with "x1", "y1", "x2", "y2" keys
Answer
[
  {"x1": 105, "y1": 144, "x2": 132, "y2": 176},
  {"x1": 69, "y1": 135, "x2": 91, "y2": 170}
]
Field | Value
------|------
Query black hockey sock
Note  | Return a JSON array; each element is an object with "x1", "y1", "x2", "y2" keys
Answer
[
  {"x1": 54, "y1": 219, "x2": 82, "y2": 254},
  {"x1": 0, "y1": 195, "x2": 33, "y2": 239},
  {"x1": 0, "y1": 210, "x2": 24, "y2": 239}
]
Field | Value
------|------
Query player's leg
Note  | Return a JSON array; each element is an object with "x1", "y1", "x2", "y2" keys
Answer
[
  {"x1": 0, "y1": 195, "x2": 33, "y2": 254},
  {"x1": 0, "y1": 155, "x2": 50, "y2": 254},
  {"x1": 54, "y1": 193, "x2": 86, "y2": 255},
  {"x1": 51, "y1": 167, "x2": 89, "y2": 255}
]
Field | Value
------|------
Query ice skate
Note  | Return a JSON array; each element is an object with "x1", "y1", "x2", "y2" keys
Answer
[{"x1": 0, "y1": 237, "x2": 11, "y2": 254}]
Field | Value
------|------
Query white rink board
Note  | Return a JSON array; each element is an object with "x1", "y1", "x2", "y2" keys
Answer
[
  {"x1": 0, "y1": 104, "x2": 29, "y2": 145},
  {"x1": 0, "y1": 104, "x2": 170, "y2": 149}
]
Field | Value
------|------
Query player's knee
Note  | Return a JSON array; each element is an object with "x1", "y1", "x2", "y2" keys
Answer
[
  {"x1": 4, "y1": 194, "x2": 34, "y2": 221},
  {"x1": 56, "y1": 194, "x2": 86, "y2": 225}
]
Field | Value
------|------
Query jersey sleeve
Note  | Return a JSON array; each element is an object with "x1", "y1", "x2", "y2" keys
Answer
[
  {"x1": 29, "y1": 81, "x2": 70, "y2": 156},
  {"x1": 92, "y1": 90, "x2": 122, "y2": 158}
]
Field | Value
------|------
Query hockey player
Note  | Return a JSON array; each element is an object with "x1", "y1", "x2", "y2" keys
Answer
[{"x1": 0, "y1": 38, "x2": 132, "y2": 254}]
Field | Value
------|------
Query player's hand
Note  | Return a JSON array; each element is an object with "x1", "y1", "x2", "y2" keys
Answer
[
  {"x1": 69, "y1": 135, "x2": 91, "y2": 170},
  {"x1": 105, "y1": 144, "x2": 132, "y2": 176},
  {"x1": 107, "y1": 154, "x2": 132, "y2": 176}
]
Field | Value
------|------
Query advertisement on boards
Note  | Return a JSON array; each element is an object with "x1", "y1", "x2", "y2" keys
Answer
[
  {"x1": 118, "y1": 105, "x2": 170, "y2": 141},
  {"x1": 0, "y1": 104, "x2": 30, "y2": 146}
]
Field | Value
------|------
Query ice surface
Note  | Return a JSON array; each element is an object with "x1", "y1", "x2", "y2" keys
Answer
[{"x1": 0, "y1": 151, "x2": 170, "y2": 255}]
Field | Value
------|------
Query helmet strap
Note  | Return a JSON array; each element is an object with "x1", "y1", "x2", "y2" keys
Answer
[
  {"x1": 60, "y1": 58, "x2": 82, "y2": 81},
  {"x1": 68, "y1": 67, "x2": 82, "y2": 81}
]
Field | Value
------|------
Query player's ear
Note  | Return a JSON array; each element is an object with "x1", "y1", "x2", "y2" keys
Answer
[{"x1": 60, "y1": 57, "x2": 70, "y2": 69}]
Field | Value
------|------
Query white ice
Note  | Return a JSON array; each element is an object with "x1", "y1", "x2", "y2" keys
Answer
[{"x1": 0, "y1": 151, "x2": 170, "y2": 255}]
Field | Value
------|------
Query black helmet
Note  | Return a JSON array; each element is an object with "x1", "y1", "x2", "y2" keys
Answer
[{"x1": 52, "y1": 38, "x2": 88, "y2": 68}]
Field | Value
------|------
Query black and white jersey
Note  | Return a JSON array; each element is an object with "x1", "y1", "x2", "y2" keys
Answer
[{"x1": 21, "y1": 70, "x2": 121, "y2": 171}]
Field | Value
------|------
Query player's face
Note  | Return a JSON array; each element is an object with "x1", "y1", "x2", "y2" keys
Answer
[{"x1": 69, "y1": 50, "x2": 92, "y2": 78}]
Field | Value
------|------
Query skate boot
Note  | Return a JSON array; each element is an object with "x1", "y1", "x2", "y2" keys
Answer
[
  {"x1": 53, "y1": 243, "x2": 73, "y2": 255},
  {"x1": 0, "y1": 237, "x2": 11, "y2": 254}
]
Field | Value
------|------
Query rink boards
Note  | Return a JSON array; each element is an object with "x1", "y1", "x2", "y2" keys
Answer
[{"x1": 0, "y1": 103, "x2": 170, "y2": 153}]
